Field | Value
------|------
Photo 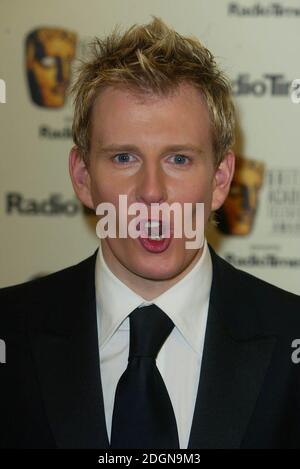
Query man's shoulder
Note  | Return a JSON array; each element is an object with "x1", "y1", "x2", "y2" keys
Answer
[
  {"x1": 0, "y1": 250, "x2": 98, "y2": 321},
  {"x1": 210, "y1": 247, "x2": 300, "y2": 336}
]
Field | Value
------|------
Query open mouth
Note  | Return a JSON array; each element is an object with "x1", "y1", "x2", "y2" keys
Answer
[{"x1": 137, "y1": 219, "x2": 173, "y2": 254}]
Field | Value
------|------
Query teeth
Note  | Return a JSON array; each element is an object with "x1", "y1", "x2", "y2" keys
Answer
[
  {"x1": 144, "y1": 220, "x2": 162, "y2": 238},
  {"x1": 145, "y1": 221, "x2": 160, "y2": 229}
]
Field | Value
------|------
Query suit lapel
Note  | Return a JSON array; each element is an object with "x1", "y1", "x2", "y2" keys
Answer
[
  {"x1": 29, "y1": 250, "x2": 109, "y2": 448},
  {"x1": 28, "y1": 245, "x2": 277, "y2": 449},
  {"x1": 188, "y1": 247, "x2": 276, "y2": 449}
]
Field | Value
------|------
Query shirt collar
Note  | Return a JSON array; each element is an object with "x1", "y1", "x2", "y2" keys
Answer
[{"x1": 95, "y1": 239, "x2": 212, "y2": 355}]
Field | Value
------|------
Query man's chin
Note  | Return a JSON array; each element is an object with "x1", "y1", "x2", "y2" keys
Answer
[
  {"x1": 130, "y1": 263, "x2": 185, "y2": 282},
  {"x1": 102, "y1": 237, "x2": 195, "y2": 282}
]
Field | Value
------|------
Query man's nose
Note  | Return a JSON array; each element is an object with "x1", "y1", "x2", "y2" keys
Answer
[{"x1": 135, "y1": 164, "x2": 168, "y2": 206}]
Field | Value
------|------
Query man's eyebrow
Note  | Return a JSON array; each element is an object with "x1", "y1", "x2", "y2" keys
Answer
[{"x1": 97, "y1": 144, "x2": 204, "y2": 154}]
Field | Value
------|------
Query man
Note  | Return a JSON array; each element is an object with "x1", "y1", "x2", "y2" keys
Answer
[{"x1": 1, "y1": 17, "x2": 300, "y2": 449}]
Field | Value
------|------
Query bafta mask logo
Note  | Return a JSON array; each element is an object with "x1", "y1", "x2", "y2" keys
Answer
[
  {"x1": 217, "y1": 156, "x2": 265, "y2": 235},
  {"x1": 25, "y1": 27, "x2": 77, "y2": 108}
]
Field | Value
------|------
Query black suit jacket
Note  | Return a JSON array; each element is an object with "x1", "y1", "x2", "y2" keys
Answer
[{"x1": 0, "y1": 246, "x2": 300, "y2": 448}]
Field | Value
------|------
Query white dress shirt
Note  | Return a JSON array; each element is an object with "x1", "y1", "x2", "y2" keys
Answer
[{"x1": 95, "y1": 239, "x2": 212, "y2": 449}]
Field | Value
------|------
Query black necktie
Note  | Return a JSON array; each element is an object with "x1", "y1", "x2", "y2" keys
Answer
[{"x1": 110, "y1": 304, "x2": 180, "y2": 449}]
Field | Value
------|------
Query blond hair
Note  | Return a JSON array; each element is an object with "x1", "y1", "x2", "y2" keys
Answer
[{"x1": 71, "y1": 17, "x2": 235, "y2": 166}]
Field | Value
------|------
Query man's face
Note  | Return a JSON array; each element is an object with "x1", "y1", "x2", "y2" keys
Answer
[
  {"x1": 222, "y1": 158, "x2": 264, "y2": 235},
  {"x1": 70, "y1": 82, "x2": 234, "y2": 292},
  {"x1": 26, "y1": 28, "x2": 77, "y2": 108}
]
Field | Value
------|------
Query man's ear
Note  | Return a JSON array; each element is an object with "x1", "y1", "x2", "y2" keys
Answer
[
  {"x1": 69, "y1": 146, "x2": 94, "y2": 210},
  {"x1": 211, "y1": 150, "x2": 235, "y2": 211}
]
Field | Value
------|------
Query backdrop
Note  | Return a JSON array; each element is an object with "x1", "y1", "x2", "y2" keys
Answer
[{"x1": 1, "y1": 0, "x2": 300, "y2": 294}]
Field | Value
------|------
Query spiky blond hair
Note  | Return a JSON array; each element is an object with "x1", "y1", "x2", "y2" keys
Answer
[{"x1": 71, "y1": 16, "x2": 235, "y2": 166}]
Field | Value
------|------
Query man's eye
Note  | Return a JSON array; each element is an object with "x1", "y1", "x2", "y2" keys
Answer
[
  {"x1": 169, "y1": 154, "x2": 190, "y2": 165},
  {"x1": 113, "y1": 153, "x2": 135, "y2": 164}
]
